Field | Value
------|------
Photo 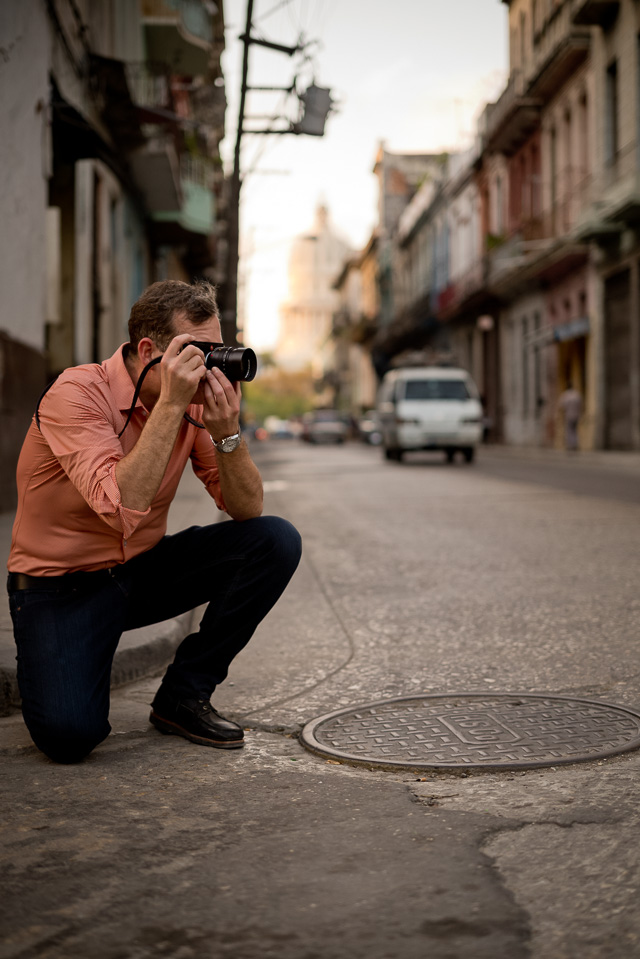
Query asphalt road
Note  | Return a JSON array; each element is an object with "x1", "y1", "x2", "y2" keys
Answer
[{"x1": 2, "y1": 440, "x2": 640, "y2": 959}]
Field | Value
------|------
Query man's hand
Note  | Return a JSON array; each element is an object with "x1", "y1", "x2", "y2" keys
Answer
[
  {"x1": 158, "y1": 334, "x2": 207, "y2": 414},
  {"x1": 202, "y1": 367, "x2": 241, "y2": 442},
  {"x1": 200, "y1": 366, "x2": 262, "y2": 519}
]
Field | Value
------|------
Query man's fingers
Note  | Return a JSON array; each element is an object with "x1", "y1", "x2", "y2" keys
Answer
[
  {"x1": 163, "y1": 333, "x2": 197, "y2": 357},
  {"x1": 207, "y1": 369, "x2": 239, "y2": 407}
]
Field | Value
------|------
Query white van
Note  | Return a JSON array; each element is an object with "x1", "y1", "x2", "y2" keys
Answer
[{"x1": 377, "y1": 367, "x2": 483, "y2": 463}]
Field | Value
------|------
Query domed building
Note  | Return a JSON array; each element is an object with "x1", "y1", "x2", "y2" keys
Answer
[{"x1": 277, "y1": 204, "x2": 352, "y2": 379}]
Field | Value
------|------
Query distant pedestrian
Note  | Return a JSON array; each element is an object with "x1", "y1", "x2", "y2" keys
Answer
[
  {"x1": 6, "y1": 280, "x2": 302, "y2": 764},
  {"x1": 558, "y1": 382, "x2": 582, "y2": 452}
]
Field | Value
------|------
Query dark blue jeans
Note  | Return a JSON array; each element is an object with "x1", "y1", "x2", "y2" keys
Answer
[{"x1": 8, "y1": 516, "x2": 302, "y2": 764}]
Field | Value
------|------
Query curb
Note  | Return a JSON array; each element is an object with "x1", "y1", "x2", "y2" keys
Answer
[{"x1": 0, "y1": 612, "x2": 192, "y2": 716}]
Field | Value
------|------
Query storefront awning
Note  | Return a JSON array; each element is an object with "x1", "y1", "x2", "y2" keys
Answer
[{"x1": 553, "y1": 316, "x2": 590, "y2": 342}]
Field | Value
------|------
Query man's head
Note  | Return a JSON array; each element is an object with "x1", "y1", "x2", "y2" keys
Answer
[{"x1": 128, "y1": 279, "x2": 220, "y2": 351}]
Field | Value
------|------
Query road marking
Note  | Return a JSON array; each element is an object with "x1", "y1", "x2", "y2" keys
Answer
[{"x1": 263, "y1": 480, "x2": 289, "y2": 492}]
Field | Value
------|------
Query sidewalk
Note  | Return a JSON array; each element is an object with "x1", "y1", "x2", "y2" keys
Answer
[
  {"x1": 480, "y1": 442, "x2": 640, "y2": 472},
  {"x1": 0, "y1": 467, "x2": 212, "y2": 716}
]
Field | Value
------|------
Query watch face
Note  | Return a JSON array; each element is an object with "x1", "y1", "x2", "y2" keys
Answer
[{"x1": 220, "y1": 434, "x2": 241, "y2": 452}]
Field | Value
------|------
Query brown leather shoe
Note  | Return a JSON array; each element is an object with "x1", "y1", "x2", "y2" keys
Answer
[{"x1": 150, "y1": 690, "x2": 244, "y2": 749}]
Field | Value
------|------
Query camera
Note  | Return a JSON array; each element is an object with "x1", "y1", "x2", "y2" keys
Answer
[{"x1": 191, "y1": 341, "x2": 257, "y2": 382}]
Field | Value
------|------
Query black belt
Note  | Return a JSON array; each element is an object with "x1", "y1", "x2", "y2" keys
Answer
[{"x1": 7, "y1": 568, "x2": 117, "y2": 592}]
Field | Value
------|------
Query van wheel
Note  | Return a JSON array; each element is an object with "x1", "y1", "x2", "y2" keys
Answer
[
  {"x1": 463, "y1": 447, "x2": 475, "y2": 463},
  {"x1": 384, "y1": 447, "x2": 402, "y2": 462},
  {"x1": 445, "y1": 449, "x2": 456, "y2": 463}
]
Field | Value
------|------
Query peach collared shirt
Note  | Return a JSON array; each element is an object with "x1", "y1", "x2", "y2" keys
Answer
[{"x1": 8, "y1": 344, "x2": 225, "y2": 576}]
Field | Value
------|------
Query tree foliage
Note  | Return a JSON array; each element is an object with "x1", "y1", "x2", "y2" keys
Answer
[{"x1": 242, "y1": 363, "x2": 316, "y2": 424}]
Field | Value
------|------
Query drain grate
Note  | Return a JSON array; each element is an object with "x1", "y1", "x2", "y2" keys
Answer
[{"x1": 300, "y1": 693, "x2": 640, "y2": 771}]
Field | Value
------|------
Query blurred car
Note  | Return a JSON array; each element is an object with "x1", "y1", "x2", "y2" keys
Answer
[
  {"x1": 377, "y1": 366, "x2": 483, "y2": 462},
  {"x1": 301, "y1": 409, "x2": 349, "y2": 444},
  {"x1": 358, "y1": 410, "x2": 383, "y2": 445}
]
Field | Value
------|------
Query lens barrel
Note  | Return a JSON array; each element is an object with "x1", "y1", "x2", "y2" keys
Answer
[{"x1": 203, "y1": 346, "x2": 257, "y2": 382}]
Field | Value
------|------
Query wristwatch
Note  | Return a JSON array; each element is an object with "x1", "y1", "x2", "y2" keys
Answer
[{"x1": 211, "y1": 431, "x2": 242, "y2": 453}]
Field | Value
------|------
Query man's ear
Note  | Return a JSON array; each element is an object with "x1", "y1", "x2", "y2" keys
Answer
[{"x1": 137, "y1": 337, "x2": 158, "y2": 366}]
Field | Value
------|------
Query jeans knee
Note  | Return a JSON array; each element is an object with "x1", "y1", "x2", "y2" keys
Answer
[
  {"x1": 26, "y1": 714, "x2": 110, "y2": 764},
  {"x1": 260, "y1": 516, "x2": 302, "y2": 573}
]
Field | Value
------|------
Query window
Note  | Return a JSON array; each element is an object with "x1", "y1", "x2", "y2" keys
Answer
[
  {"x1": 550, "y1": 126, "x2": 557, "y2": 227},
  {"x1": 404, "y1": 379, "x2": 471, "y2": 401},
  {"x1": 522, "y1": 317, "x2": 529, "y2": 417},
  {"x1": 495, "y1": 175, "x2": 505, "y2": 234},
  {"x1": 531, "y1": 144, "x2": 541, "y2": 217},
  {"x1": 637, "y1": 37, "x2": 640, "y2": 168},
  {"x1": 564, "y1": 108, "x2": 573, "y2": 196},
  {"x1": 579, "y1": 92, "x2": 589, "y2": 183},
  {"x1": 533, "y1": 312, "x2": 542, "y2": 417},
  {"x1": 605, "y1": 59, "x2": 619, "y2": 166}
]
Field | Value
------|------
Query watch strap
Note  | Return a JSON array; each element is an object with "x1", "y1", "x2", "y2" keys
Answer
[{"x1": 211, "y1": 431, "x2": 241, "y2": 452}]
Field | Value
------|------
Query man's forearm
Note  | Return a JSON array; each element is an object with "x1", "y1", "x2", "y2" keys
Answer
[
  {"x1": 115, "y1": 401, "x2": 184, "y2": 511},
  {"x1": 215, "y1": 440, "x2": 264, "y2": 520}
]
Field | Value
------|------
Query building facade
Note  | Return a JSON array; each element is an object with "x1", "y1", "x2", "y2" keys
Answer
[
  {"x1": 327, "y1": 0, "x2": 640, "y2": 453},
  {"x1": 277, "y1": 204, "x2": 352, "y2": 388},
  {"x1": 0, "y1": 0, "x2": 226, "y2": 509}
]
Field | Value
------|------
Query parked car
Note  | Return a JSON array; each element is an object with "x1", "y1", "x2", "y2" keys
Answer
[
  {"x1": 301, "y1": 409, "x2": 349, "y2": 444},
  {"x1": 263, "y1": 416, "x2": 298, "y2": 440},
  {"x1": 358, "y1": 409, "x2": 383, "y2": 445},
  {"x1": 377, "y1": 367, "x2": 483, "y2": 462}
]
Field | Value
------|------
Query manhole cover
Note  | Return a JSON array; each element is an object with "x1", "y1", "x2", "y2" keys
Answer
[{"x1": 300, "y1": 693, "x2": 640, "y2": 771}]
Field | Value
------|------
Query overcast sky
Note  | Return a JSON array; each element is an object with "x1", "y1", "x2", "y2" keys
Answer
[{"x1": 220, "y1": 0, "x2": 509, "y2": 349}]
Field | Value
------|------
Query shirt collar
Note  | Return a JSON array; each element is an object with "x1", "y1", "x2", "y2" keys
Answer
[
  {"x1": 102, "y1": 343, "x2": 203, "y2": 419},
  {"x1": 103, "y1": 344, "x2": 144, "y2": 414}
]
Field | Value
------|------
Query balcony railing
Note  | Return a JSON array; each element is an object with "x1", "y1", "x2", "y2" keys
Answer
[
  {"x1": 435, "y1": 258, "x2": 489, "y2": 320},
  {"x1": 141, "y1": 0, "x2": 216, "y2": 76},
  {"x1": 181, "y1": 153, "x2": 216, "y2": 190},
  {"x1": 575, "y1": 142, "x2": 640, "y2": 234},
  {"x1": 529, "y1": 2, "x2": 591, "y2": 101},
  {"x1": 484, "y1": 69, "x2": 542, "y2": 156},
  {"x1": 571, "y1": 0, "x2": 620, "y2": 27},
  {"x1": 152, "y1": 152, "x2": 216, "y2": 235},
  {"x1": 141, "y1": 0, "x2": 213, "y2": 47}
]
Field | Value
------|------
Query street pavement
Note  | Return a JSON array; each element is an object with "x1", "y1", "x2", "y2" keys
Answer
[{"x1": 1, "y1": 441, "x2": 640, "y2": 959}]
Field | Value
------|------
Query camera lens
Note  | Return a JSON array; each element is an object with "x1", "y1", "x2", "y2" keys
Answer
[{"x1": 204, "y1": 346, "x2": 257, "y2": 382}]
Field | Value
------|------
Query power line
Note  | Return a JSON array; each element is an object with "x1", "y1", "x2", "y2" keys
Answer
[{"x1": 255, "y1": 0, "x2": 295, "y2": 22}]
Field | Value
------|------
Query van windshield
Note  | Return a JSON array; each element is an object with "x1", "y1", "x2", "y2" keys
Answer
[{"x1": 404, "y1": 379, "x2": 471, "y2": 401}]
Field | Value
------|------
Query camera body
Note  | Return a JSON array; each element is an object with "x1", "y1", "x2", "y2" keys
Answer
[{"x1": 191, "y1": 341, "x2": 257, "y2": 382}]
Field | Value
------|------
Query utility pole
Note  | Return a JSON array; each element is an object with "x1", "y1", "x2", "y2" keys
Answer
[
  {"x1": 220, "y1": 0, "x2": 334, "y2": 346},
  {"x1": 221, "y1": 0, "x2": 254, "y2": 346}
]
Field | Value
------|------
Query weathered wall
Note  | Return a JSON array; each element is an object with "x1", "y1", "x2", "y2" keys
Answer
[{"x1": 0, "y1": 333, "x2": 46, "y2": 511}]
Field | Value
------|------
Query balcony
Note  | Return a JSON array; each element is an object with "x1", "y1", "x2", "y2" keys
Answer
[
  {"x1": 141, "y1": 0, "x2": 217, "y2": 76},
  {"x1": 487, "y1": 228, "x2": 588, "y2": 295},
  {"x1": 529, "y1": 4, "x2": 591, "y2": 102},
  {"x1": 483, "y1": 70, "x2": 542, "y2": 156},
  {"x1": 129, "y1": 134, "x2": 182, "y2": 213},
  {"x1": 571, "y1": 0, "x2": 619, "y2": 26},
  {"x1": 574, "y1": 144, "x2": 640, "y2": 241},
  {"x1": 89, "y1": 55, "x2": 147, "y2": 151},
  {"x1": 153, "y1": 154, "x2": 216, "y2": 236}
]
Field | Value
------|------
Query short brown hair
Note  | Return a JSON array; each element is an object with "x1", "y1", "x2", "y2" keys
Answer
[{"x1": 128, "y1": 279, "x2": 219, "y2": 350}]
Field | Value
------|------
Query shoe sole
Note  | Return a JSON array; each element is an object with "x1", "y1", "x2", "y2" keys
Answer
[{"x1": 149, "y1": 712, "x2": 245, "y2": 749}]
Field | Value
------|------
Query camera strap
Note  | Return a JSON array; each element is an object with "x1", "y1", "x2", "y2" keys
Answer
[
  {"x1": 35, "y1": 355, "x2": 206, "y2": 439},
  {"x1": 118, "y1": 357, "x2": 206, "y2": 437}
]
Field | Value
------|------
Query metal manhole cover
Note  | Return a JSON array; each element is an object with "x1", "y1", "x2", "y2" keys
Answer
[{"x1": 300, "y1": 693, "x2": 640, "y2": 771}]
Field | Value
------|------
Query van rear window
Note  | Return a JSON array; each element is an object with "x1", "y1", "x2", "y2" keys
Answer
[{"x1": 404, "y1": 379, "x2": 471, "y2": 400}]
